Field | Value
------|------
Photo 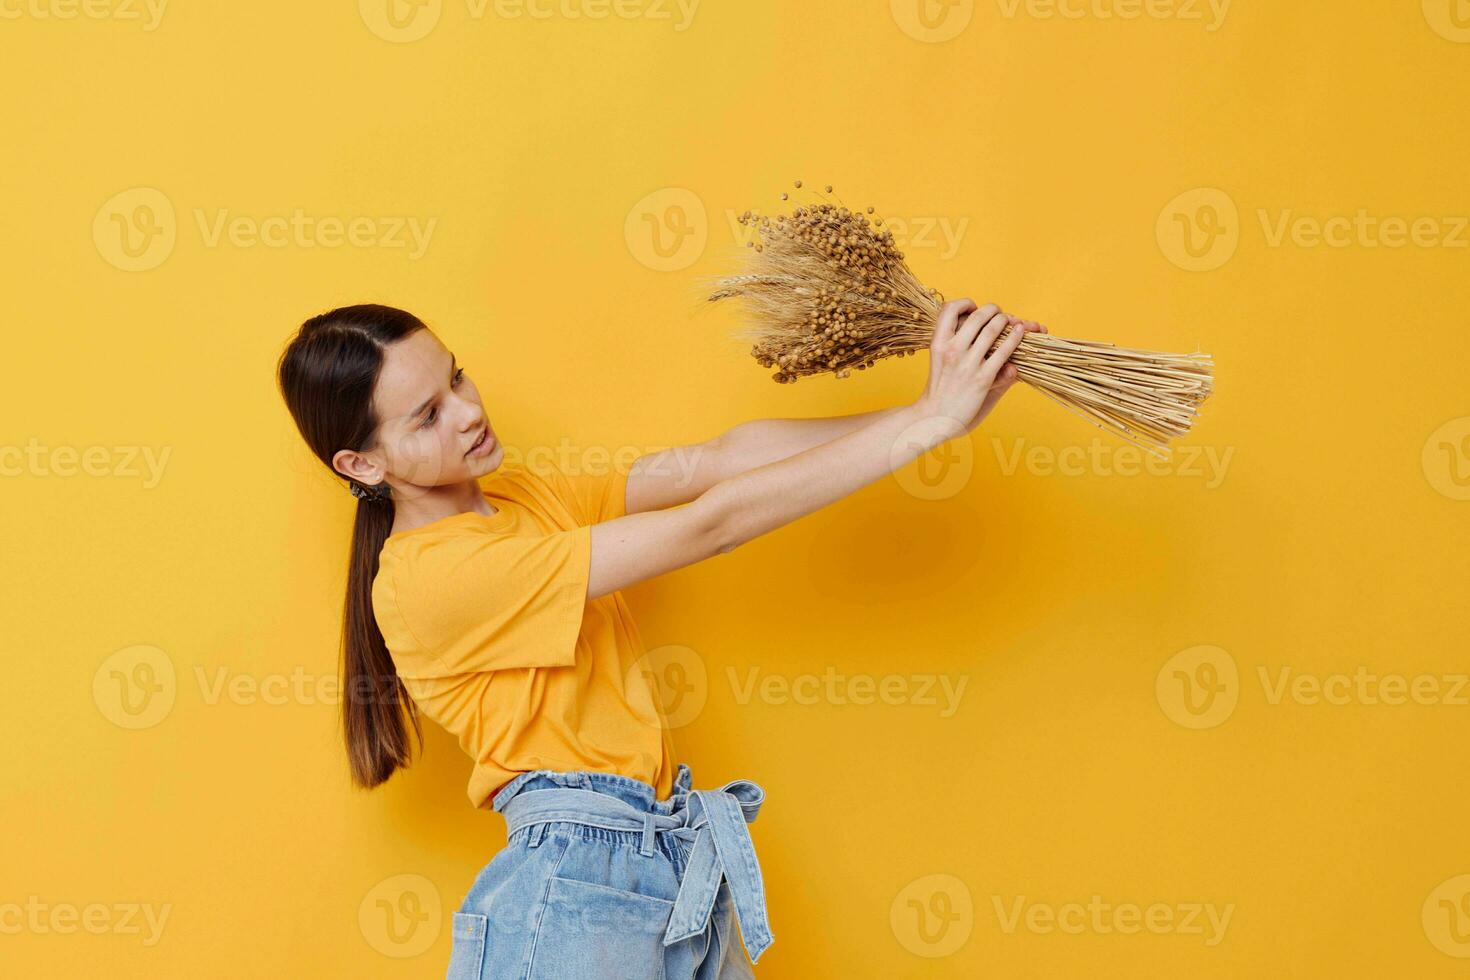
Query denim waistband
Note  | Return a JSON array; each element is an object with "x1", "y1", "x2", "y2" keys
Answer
[{"x1": 490, "y1": 762, "x2": 773, "y2": 964}]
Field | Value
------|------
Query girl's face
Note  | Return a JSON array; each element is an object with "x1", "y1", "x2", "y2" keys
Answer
[{"x1": 342, "y1": 328, "x2": 502, "y2": 493}]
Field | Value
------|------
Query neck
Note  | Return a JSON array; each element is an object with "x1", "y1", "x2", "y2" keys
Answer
[{"x1": 389, "y1": 478, "x2": 498, "y2": 534}]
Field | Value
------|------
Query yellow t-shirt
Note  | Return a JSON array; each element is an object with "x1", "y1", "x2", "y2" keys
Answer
[{"x1": 370, "y1": 460, "x2": 678, "y2": 809}]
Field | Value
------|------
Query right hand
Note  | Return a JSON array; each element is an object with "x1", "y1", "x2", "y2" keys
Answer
[{"x1": 913, "y1": 298, "x2": 1030, "y2": 431}]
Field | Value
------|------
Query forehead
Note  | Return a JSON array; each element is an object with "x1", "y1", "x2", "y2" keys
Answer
[{"x1": 374, "y1": 328, "x2": 449, "y2": 424}]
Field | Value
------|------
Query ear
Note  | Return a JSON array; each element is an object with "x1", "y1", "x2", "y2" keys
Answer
[{"x1": 331, "y1": 448, "x2": 382, "y2": 486}]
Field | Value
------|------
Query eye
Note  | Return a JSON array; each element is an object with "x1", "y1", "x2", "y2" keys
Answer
[{"x1": 420, "y1": 369, "x2": 465, "y2": 428}]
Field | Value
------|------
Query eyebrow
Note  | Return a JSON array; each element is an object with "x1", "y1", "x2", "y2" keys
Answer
[{"x1": 407, "y1": 351, "x2": 457, "y2": 422}]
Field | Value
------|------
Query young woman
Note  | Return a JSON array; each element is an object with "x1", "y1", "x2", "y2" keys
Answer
[{"x1": 275, "y1": 300, "x2": 1043, "y2": 979}]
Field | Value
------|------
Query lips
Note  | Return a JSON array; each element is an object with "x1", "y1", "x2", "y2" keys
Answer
[{"x1": 466, "y1": 426, "x2": 491, "y2": 457}]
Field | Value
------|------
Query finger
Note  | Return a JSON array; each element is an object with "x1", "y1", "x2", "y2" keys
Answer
[
  {"x1": 974, "y1": 365, "x2": 1019, "y2": 421},
  {"x1": 989, "y1": 364, "x2": 1020, "y2": 395},
  {"x1": 954, "y1": 303, "x2": 1000, "y2": 349},
  {"x1": 979, "y1": 321, "x2": 1028, "y2": 382},
  {"x1": 935, "y1": 298, "x2": 976, "y2": 342},
  {"x1": 962, "y1": 312, "x2": 1011, "y2": 371}
]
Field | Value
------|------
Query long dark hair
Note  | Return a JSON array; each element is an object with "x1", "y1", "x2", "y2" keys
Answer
[{"x1": 276, "y1": 303, "x2": 427, "y2": 789}]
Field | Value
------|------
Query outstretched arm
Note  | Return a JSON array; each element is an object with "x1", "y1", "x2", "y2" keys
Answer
[
  {"x1": 624, "y1": 310, "x2": 1042, "y2": 516},
  {"x1": 624, "y1": 406, "x2": 908, "y2": 515},
  {"x1": 590, "y1": 300, "x2": 1037, "y2": 600}
]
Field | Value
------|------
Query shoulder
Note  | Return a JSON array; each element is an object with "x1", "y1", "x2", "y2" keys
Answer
[{"x1": 489, "y1": 460, "x2": 582, "y2": 524}]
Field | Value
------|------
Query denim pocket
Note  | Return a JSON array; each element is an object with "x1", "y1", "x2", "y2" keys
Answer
[
  {"x1": 445, "y1": 911, "x2": 488, "y2": 980},
  {"x1": 527, "y1": 876, "x2": 674, "y2": 980}
]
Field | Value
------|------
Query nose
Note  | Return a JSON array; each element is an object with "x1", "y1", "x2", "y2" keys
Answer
[{"x1": 456, "y1": 402, "x2": 484, "y2": 431}]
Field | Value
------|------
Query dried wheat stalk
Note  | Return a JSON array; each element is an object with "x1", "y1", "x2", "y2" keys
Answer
[{"x1": 707, "y1": 186, "x2": 1215, "y2": 457}]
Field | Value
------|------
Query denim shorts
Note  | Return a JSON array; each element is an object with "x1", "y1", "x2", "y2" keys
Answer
[{"x1": 444, "y1": 763, "x2": 772, "y2": 980}]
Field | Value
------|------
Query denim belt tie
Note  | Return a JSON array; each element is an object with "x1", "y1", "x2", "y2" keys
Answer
[{"x1": 499, "y1": 777, "x2": 773, "y2": 963}]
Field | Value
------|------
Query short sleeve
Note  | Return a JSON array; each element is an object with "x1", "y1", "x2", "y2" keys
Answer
[
  {"x1": 543, "y1": 464, "x2": 630, "y2": 525},
  {"x1": 384, "y1": 524, "x2": 591, "y2": 677}
]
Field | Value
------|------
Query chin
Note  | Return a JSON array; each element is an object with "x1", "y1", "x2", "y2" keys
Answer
[{"x1": 470, "y1": 447, "x2": 504, "y2": 474}]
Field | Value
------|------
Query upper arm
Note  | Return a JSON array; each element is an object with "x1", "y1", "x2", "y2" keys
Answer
[
  {"x1": 586, "y1": 492, "x2": 730, "y2": 600},
  {"x1": 623, "y1": 439, "x2": 727, "y2": 515},
  {"x1": 535, "y1": 451, "x2": 732, "y2": 600}
]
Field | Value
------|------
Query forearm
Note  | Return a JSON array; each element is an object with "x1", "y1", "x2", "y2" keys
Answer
[
  {"x1": 700, "y1": 403, "x2": 954, "y2": 553},
  {"x1": 713, "y1": 406, "x2": 910, "y2": 481},
  {"x1": 622, "y1": 406, "x2": 908, "y2": 514}
]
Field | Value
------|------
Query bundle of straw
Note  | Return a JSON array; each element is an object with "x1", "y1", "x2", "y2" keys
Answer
[{"x1": 707, "y1": 185, "x2": 1214, "y2": 457}]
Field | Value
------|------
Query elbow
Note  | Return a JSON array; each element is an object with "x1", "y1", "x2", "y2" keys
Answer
[{"x1": 693, "y1": 483, "x2": 744, "y2": 557}]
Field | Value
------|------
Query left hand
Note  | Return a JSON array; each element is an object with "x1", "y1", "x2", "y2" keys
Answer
[{"x1": 962, "y1": 315, "x2": 1047, "y2": 434}]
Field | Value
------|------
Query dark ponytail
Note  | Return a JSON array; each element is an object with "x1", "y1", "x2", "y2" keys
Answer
[{"x1": 276, "y1": 304, "x2": 427, "y2": 789}]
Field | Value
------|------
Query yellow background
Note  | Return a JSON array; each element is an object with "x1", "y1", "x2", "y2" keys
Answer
[{"x1": 3, "y1": 1, "x2": 1468, "y2": 976}]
